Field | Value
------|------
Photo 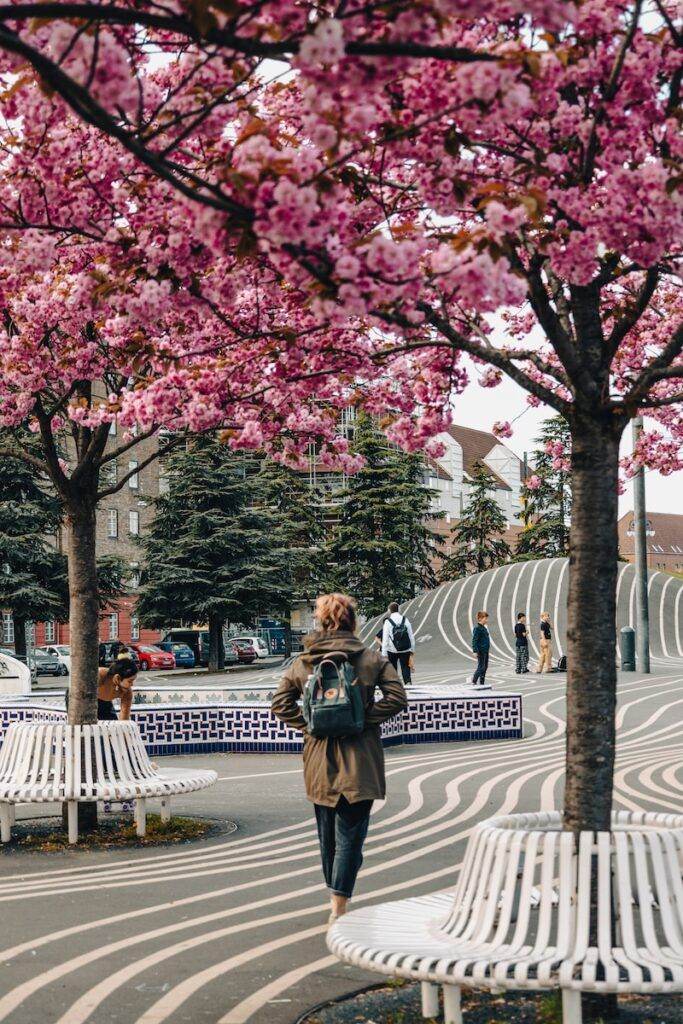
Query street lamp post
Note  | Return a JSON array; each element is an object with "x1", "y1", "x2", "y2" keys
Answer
[{"x1": 632, "y1": 416, "x2": 650, "y2": 674}]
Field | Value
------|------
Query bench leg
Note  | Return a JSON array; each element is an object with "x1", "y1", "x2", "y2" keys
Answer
[
  {"x1": 442, "y1": 985, "x2": 461, "y2": 1024},
  {"x1": 0, "y1": 804, "x2": 11, "y2": 843},
  {"x1": 67, "y1": 802, "x2": 78, "y2": 845},
  {"x1": 136, "y1": 798, "x2": 147, "y2": 838},
  {"x1": 160, "y1": 797, "x2": 171, "y2": 823},
  {"x1": 421, "y1": 982, "x2": 439, "y2": 1018},
  {"x1": 562, "y1": 990, "x2": 582, "y2": 1024}
]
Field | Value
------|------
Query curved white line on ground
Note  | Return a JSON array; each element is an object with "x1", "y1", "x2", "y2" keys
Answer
[
  {"x1": 524, "y1": 560, "x2": 543, "y2": 659},
  {"x1": 553, "y1": 560, "x2": 568, "y2": 659},
  {"x1": 659, "y1": 575, "x2": 673, "y2": 659}
]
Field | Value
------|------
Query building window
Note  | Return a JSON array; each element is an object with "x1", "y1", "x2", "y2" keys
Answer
[
  {"x1": 129, "y1": 563, "x2": 140, "y2": 590},
  {"x1": 45, "y1": 620, "x2": 56, "y2": 643},
  {"x1": 107, "y1": 509, "x2": 118, "y2": 539},
  {"x1": 108, "y1": 613, "x2": 119, "y2": 639},
  {"x1": 158, "y1": 475, "x2": 169, "y2": 496},
  {"x1": 129, "y1": 510, "x2": 140, "y2": 536},
  {"x1": 128, "y1": 461, "x2": 139, "y2": 489},
  {"x1": 1, "y1": 612, "x2": 13, "y2": 644},
  {"x1": 101, "y1": 460, "x2": 117, "y2": 487},
  {"x1": 130, "y1": 616, "x2": 140, "y2": 641}
]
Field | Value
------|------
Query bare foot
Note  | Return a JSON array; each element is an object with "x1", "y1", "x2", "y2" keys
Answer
[{"x1": 329, "y1": 894, "x2": 348, "y2": 921}]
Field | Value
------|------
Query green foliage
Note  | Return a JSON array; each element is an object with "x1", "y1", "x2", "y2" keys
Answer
[
  {"x1": 0, "y1": 440, "x2": 67, "y2": 644},
  {"x1": 324, "y1": 413, "x2": 443, "y2": 616},
  {"x1": 256, "y1": 458, "x2": 326, "y2": 603},
  {"x1": 516, "y1": 416, "x2": 571, "y2": 560},
  {"x1": 441, "y1": 460, "x2": 511, "y2": 578},
  {"x1": 137, "y1": 437, "x2": 298, "y2": 632}
]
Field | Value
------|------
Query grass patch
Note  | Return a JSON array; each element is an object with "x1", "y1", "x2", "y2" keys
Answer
[{"x1": 13, "y1": 814, "x2": 211, "y2": 852}]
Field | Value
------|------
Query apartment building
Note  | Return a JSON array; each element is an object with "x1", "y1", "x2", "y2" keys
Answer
[{"x1": 1, "y1": 426, "x2": 163, "y2": 650}]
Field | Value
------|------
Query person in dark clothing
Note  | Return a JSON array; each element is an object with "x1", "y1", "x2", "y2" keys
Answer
[
  {"x1": 514, "y1": 612, "x2": 530, "y2": 674},
  {"x1": 471, "y1": 610, "x2": 490, "y2": 687}
]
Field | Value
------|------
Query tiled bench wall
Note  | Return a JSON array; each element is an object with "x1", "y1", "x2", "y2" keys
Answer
[{"x1": 0, "y1": 692, "x2": 523, "y2": 756}]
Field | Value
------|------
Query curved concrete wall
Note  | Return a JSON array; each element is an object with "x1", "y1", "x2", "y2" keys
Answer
[{"x1": 360, "y1": 558, "x2": 683, "y2": 669}]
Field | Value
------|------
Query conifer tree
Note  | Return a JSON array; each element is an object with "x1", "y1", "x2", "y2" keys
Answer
[
  {"x1": 517, "y1": 416, "x2": 572, "y2": 560},
  {"x1": 325, "y1": 413, "x2": 441, "y2": 616},
  {"x1": 257, "y1": 459, "x2": 326, "y2": 604},
  {"x1": 441, "y1": 461, "x2": 511, "y2": 578},
  {"x1": 137, "y1": 437, "x2": 290, "y2": 671},
  {"x1": 0, "y1": 444, "x2": 66, "y2": 657}
]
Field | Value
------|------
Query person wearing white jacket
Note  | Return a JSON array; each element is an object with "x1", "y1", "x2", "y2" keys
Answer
[{"x1": 381, "y1": 601, "x2": 415, "y2": 685}]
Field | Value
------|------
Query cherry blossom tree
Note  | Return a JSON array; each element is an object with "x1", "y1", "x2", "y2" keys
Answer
[{"x1": 0, "y1": 0, "x2": 681, "y2": 851}]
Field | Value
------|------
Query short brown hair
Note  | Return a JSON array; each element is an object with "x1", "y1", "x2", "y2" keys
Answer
[
  {"x1": 315, "y1": 593, "x2": 357, "y2": 633},
  {"x1": 477, "y1": 611, "x2": 489, "y2": 622},
  {"x1": 388, "y1": 601, "x2": 399, "y2": 613}
]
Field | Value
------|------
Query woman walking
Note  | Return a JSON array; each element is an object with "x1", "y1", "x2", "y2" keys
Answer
[{"x1": 272, "y1": 593, "x2": 407, "y2": 922}]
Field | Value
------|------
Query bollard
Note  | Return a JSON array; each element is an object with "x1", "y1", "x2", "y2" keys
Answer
[{"x1": 620, "y1": 626, "x2": 636, "y2": 671}]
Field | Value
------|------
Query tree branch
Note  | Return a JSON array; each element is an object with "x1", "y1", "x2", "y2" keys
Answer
[
  {"x1": 0, "y1": 24, "x2": 252, "y2": 220},
  {"x1": 621, "y1": 321, "x2": 683, "y2": 407},
  {"x1": 605, "y1": 267, "x2": 659, "y2": 360},
  {"x1": 0, "y1": 5, "x2": 497, "y2": 62},
  {"x1": 96, "y1": 434, "x2": 186, "y2": 499}
]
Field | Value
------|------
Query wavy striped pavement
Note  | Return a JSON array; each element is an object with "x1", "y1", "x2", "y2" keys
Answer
[
  {"x1": 1, "y1": 668, "x2": 681, "y2": 1023},
  {"x1": 360, "y1": 558, "x2": 683, "y2": 669}
]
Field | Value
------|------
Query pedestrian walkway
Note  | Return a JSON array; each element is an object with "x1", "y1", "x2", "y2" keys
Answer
[{"x1": 0, "y1": 666, "x2": 681, "y2": 1024}]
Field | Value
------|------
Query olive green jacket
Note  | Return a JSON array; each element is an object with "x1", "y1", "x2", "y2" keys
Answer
[{"x1": 271, "y1": 630, "x2": 408, "y2": 807}]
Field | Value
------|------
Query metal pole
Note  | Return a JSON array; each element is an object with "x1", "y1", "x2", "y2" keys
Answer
[{"x1": 632, "y1": 417, "x2": 650, "y2": 673}]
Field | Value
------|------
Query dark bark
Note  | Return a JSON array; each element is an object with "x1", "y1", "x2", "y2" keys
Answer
[
  {"x1": 64, "y1": 496, "x2": 100, "y2": 833},
  {"x1": 208, "y1": 613, "x2": 225, "y2": 673},
  {"x1": 12, "y1": 615, "x2": 27, "y2": 659},
  {"x1": 565, "y1": 411, "x2": 622, "y2": 831},
  {"x1": 565, "y1": 410, "x2": 624, "y2": 1024},
  {"x1": 65, "y1": 500, "x2": 100, "y2": 725}
]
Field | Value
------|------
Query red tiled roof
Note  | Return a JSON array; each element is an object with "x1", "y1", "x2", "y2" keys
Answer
[
  {"x1": 618, "y1": 512, "x2": 683, "y2": 555},
  {"x1": 446, "y1": 424, "x2": 517, "y2": 491}
]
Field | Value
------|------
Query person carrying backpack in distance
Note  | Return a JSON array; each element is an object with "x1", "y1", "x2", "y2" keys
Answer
[
  {"x1": 514, "y1": 612, "x2": 530, "y2": 674},
  {"x1": 381, "y1": 601, "x2": 415, "y2": 685},
  {"x1": 471, "y1": 610, "x2": 490, "y2": 687},
  {"x1": 271, "y1": 593, "x2": 407, "y2": 923}
]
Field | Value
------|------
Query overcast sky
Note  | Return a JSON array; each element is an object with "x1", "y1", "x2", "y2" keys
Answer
[{"x1": 450, "y1": 368, "x2": 680, "y2": 517}]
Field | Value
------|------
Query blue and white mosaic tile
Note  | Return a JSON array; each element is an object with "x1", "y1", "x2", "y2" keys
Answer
[{"x1": 0, "y1": 690, "x2": 522, "y2": 756}]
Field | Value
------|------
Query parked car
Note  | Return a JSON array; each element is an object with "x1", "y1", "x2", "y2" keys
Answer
[
  {"x1": 157, "y1": 641, "x2": 196, "y2": 668},
  {"x1": 39, "y1": 644, "x2": 71, "y2": 674},
  {"x1": 33, "y1": 649, "x2": 66, "y2": 677},
  {"x1": 230, "y1": 635, "x2": 270, "y2": 659},
  {"x1": 161, "y1": 629, "x2": 210, "y2": 667},
  {"x1": 227, "y1": 639, "x2": 257, "y2": 665},
  {"x1": 129, "y1": 643, "x2": 176, "y2": 671},
  {"x1": 99, "y1": 641, "x2": 140, "y2": 669}
]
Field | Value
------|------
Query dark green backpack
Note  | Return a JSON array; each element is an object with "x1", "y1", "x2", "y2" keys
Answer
[{"x1": 302, "y1": 654, "x2": 365, "y2": 739}]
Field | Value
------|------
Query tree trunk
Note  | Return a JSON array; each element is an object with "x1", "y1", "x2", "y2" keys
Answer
[
  {"x1": 565, "y1": 413, "x2": 622, "y2": 833},
  {"x1": 208, "y1": 613, "x2": 224, "y2": 673},
  {"x1": 66, "y1": 502, "x2": 100, "y2": 725},
  {"x1": 64, "y1": 499, "x2": 100, "y2": 833},
  {"x1": 12, "y1": 614, "x2": 27, "y2": 660},
  {"x1": 565, "y1": 412, "x2": 623, "y2": 1024}
]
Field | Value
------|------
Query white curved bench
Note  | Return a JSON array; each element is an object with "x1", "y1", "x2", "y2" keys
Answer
[
  {"x1": 328, "y1": 810, "x2": 683, "y2": 1023},
  {"x1": 0, "y1": 720, "x2": 217, "y2": 844}
]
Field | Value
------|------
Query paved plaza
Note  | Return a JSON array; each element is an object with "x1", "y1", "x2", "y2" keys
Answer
[{"x1": 2, "y1": 654, "x2": 682, "y2": 1024}]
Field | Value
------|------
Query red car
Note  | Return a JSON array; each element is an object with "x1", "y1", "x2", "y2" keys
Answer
[
  {"x1": 129, "y1": 643, "x2": 176, "y2": 671},
  {"x1": 227, "y1": 639, "x2": 256, "y2": 664}
]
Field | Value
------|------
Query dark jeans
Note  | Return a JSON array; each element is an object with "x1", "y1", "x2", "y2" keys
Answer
[
  {"x1": 388, "y1": 650, "x2": 412, "y2": 686},
  {"x1": 515, "y1": 645, "x2": 529, "y2": 673},
  {"x1": 314, "y1": 796, "x2": 373, "y2": 898},
  {"x1": 472, "y1": 651, "x2": 489, "y2": 685}
]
